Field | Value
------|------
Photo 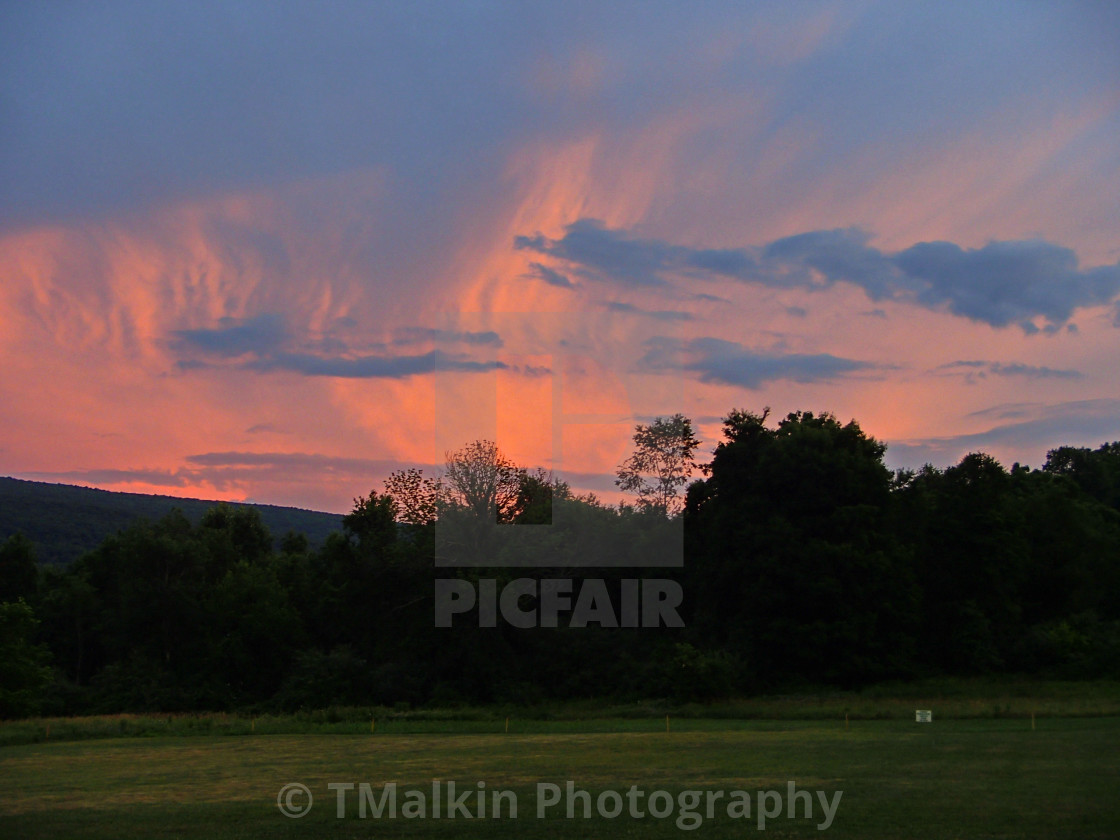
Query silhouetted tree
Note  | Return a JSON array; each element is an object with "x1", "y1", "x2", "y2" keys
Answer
[
  {"x1": 384, "y1": 468, "x2": 443, "y2": 525},
  {"x1": 616, "y1": 414, "x2": 700, "y2": 515},
  {"x1": 443, "y1": 440, "x2": 524, "y2": 522}
]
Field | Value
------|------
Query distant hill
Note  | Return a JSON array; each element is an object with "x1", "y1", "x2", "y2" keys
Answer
[{"x1": 0, "y1": 476, "x2": 344, "y2": 565}]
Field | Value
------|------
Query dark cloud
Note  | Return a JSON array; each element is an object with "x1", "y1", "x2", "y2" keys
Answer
[
  {"x1": 987, "y1": 362, "x2": 1081, "y2": 379},
  {"x1": 519, "y1": 220, "x2": 1120, "y2": 331},
  {"x1": 172, "y1": 317, "x2": 507, "y2": 378},
  {"x1": 525, "y1": 262, "x2": 576, "y2": 289},
  {"x1": 175, "y1": 359, "x2": 216, "y2": 372},
  {"x1": 937, "y1": 360, "x2": 1083, "y2": 381},
  {"x1": 966, "y1": 401, "x2": 1041, "y2": 421},
  {"x1": 642, "y1": 336, "x2": 874, "y2": 389},
  {"x1": 173, "y1": 313, "x2": 289, "y2": 357},
  {"x1": 762, "y1": 229, "x2": 900, "y2": 299},
  {"x1": 246, "y1": 423, "x2": 283, "y2": 435},
  {"x1": 516, "y1": 219, "x2": 758, "y2": 287},
  {"x1": 517, "y1": 364, "x2": 553, "y2": 377},
  {"x1": 393, "y1": 328, "x2": 503, "y2": 347},
  {"x1": 692, "y1": 292, "x2": 732, "y2": 304},
  {"x1": 250, "y1": 350, "x2": 507, "y2": 379},
  {"x1": 686, "y1": 339, "x2": 874, "y2": 388},
  {"x1": 894, "y1": 239, "x2": 1120, "y2": 330},
  {"x1": 604, "y1": 301, "x2": 694, "y2": 321}
]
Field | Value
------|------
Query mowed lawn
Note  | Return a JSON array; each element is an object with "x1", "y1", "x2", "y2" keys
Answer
[{"x1": 2, "y1": 718, "x2": 1119, "y2": 839}]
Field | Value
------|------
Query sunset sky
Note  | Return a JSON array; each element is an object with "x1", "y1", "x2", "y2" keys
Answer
[{"x1": 3, "y1": 2, "x2": 1119, "y2": 513}]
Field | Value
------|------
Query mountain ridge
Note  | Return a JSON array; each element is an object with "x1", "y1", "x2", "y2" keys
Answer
[{"x1": 0, "y1": 476, "x2": 344, "y2": 565}]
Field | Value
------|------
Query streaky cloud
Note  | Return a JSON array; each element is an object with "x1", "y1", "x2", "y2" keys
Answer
[
  {"x1": 604, "y1": 301, "x2": 694, "y2": 321},
  {"x1": 937, "y1": 360, "x2": 1083, "y2": 381},
  {"x1": 525, "y1": 261, "x2": 576, "y2": 289},
  {"x1": 392, "y1": 327, "x2": 503, "y2": 347},
  {"x1": 246, "y1": 423, "x2": 284, "y2": 434},
  {"x1": 27, "y1": 453, "x2": 439, "y2": 491},
  {"x1": 184, "y1": 451, "x2": 428, "y2": 473},
  {"x1": 249, "y1": 349, "x2": 508, "y2": 379},
  {"x1": 172, "y1": 317, "x2": 508, "y2": 378},
  {"x1": 21, "y1": 468, "x2": 194, "y2": 488},
  {"x1": 990, "y1": 362, "x2": 1082, "y2": 379}
]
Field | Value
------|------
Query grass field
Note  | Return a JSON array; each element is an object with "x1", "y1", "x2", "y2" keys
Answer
[
  {"x1": 2, "y1": 716, "x2": 1119, "y2": 839},
  {"x1": 5, "y1": 677, "x2": 1120, "y2": 748}
]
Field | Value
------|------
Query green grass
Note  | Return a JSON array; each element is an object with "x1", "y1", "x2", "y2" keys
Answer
[
  {"x1": 5, "y1": 677, "x2": 1120, "y2": 747},
  {"x1": 2, "y1": 717, "x2": 1119, "y2": 838}
]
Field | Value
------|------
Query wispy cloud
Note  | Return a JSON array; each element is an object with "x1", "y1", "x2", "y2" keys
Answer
[
  {"x1": 524, "y1": 261, "x2": 576, "y2": 289},
  {"x1": 936, "y1": 360, "x2": 1083, "y2": 382},
  {"x1": 22, "y1": 468, "x2": 197, "y2": 489},
  {"x1": 246, "y1": 423, "x2": 285, "y2": 435},
  {"x1": 248, "y1": 350, "x2": 508, "y2": 379},
  {"x1": 173, "y1": 317, "x2": 508, "y2": 379},
  {"x1": 392, "y1": 327, "x2": 503, "y2": 347},
  {"x1": 184, "y1": 451, "x2": 424, "y2": 473},
  {"x1": 26, "y1": 452, "x2": 437, "y2": 494},
  {"x1": 604, "y1": 301, "x2": 694, "y2": 321}
]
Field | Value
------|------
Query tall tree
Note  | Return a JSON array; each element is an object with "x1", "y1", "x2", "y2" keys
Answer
[
  {"x1": 443, "y1": 440, "x2": 524, "y2": 522},
  {"x1": 343, "y1": 491, "x2": 398, "y2": 552},
  {"x1": 615, "y1": 414, "x2": 700, "y2": 515},
  {"x1": 685, "y1": 409, "x2": 916, "y2": 687},
  {"x1": 384, "y1": 468, "x2": 443, "y2": 525}
]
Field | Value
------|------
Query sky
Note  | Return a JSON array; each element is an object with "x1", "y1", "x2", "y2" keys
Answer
[{"x1": 2, "y1": 1, "x2": 1119, "y2": 513}]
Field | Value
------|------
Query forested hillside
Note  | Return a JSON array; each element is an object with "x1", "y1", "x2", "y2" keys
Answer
[{"x1": 0, "y1": 477, "x2": 343, "y2": 565}]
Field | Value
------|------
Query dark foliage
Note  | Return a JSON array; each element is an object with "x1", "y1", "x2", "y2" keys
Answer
[{"x1": 4, "y1": 410, "x2": 1120, "y2": 716}]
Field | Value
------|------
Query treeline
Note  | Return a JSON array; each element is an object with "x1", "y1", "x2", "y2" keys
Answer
[{"x1": 2, "y1": 409, "x2": 1119, "y2": 717}]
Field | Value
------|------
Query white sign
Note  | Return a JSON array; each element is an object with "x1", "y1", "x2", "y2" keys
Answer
[{"x1": 915, "y1": 710, "x2": 932, "y2": 723}]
